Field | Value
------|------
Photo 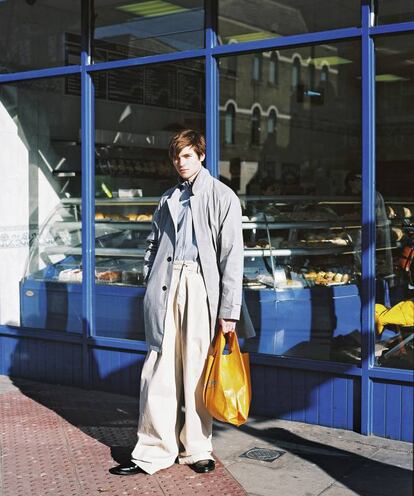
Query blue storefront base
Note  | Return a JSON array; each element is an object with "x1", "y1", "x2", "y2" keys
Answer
[{"x1": 1, "y1": 327, "x2": 412, "y2": 442}]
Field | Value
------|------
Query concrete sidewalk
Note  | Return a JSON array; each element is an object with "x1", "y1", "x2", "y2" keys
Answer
[{"x1": 0, "y1": 375, "x2": 412, "y2": 496}]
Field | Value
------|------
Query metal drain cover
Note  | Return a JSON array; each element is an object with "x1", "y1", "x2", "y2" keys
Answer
[{"x1": 240, "y1": 447, "x2": 286, "y2": 462}]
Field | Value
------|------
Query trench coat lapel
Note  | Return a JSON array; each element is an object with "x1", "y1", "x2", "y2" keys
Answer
[{"x1": 166, "y1": 187, "x2": 181, "y2": 235}]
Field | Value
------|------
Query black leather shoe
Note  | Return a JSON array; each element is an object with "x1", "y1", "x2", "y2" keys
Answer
[
  {"x1": 109, "y1": 463, "x2": 146, "y2": 476},
  {"x1": 190, "y1": 459, "x2": 215, "y2": 473}
]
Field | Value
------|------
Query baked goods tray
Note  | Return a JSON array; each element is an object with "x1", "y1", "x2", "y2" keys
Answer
[
  {"x1": 54, "y1": 221, "x2": 152, "y2": 230},
  {"x1": 244, "y1": 247, "x2": 351, "y2": 257}
]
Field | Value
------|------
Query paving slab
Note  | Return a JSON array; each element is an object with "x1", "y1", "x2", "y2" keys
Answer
[{"x1": 1, "y1": 375, "x2": 412, "y2": 496}]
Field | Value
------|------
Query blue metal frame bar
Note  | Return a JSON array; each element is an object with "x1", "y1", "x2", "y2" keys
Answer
[
  {"x1": 0, "y1": 66, "x2": 81, "y2": 84},
  {"x1": 368, "y1": 367, "x2": 414, "y2": 383},
  {"x1": 80, "y1": 0, "x2": 94, "y2": 389},
  {"x1": 370, "y1": 21, "x2": 414, "y2": 36},
  {"x1": 86, "y1": 48, "x2": 206, "y2": 72},
  {"x1": 205, "y1": 0, "x2": 219, "y2": 177},
  {"x1": 0, "y1": 326, "x2": 83, "y2": 344},
  {"x1": 212, "y1": 27, "x2": 362, "y2": 57},
  {"x1": 360, "y1": 0, "x2": 376, "y2": 436}
]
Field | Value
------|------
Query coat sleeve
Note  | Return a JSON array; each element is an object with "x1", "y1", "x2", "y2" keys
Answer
[
  {"x1": 217, "y1": 192, "x2": 244, "y2": 320},
  {"x1": 143, "y1": 202, "x2": 162, "y2": 283}
]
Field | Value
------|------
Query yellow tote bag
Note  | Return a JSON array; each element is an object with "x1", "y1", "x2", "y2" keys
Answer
[{"x1": 203, "y1": 329, "x2": 251, "y2": 427}]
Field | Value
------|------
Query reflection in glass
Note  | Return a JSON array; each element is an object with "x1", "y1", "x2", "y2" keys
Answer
[
  {"x1": 218, "y1": 0, "x2": 360, "y2": 44},
  {"x1": 0, "y1": 77, "x2": 81, "y2": 331},
  {"x1": 375, "y1": 34, "x2": 414, "y2": 370},
  {"x1": 269, "y1": 53, "x2": 279, "y2": 85},
  {"x1": 267, "y1": 110, "x2": 277, "y2": 135},
  {"x1": 252, "y1": 54, "x2": 263, "y2": 82},
  {"x1": 0, "y1": 1, "x2": 81, "y2": 73},
  {"x1": 251, "y1": 107, "x2": 261, "y2": 145},
  {"x1": 225, "y1": 104, "x2": 236, "y2": 145},
  {"x1": 376, "y1": 0, "x2": 414, "y2": 25},
  {"x1": 92, "y1": 60, "x2": 205, "y2": 339},
  {"x1": 219, "y1": 41, "x2": 362, "y2": 363},
  {"x1": 93, "y1": 0, "x2": 204, "y2": 61}
]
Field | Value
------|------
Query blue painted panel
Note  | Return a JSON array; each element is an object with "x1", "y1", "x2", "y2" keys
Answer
[
  {"x1": 318, "y1": 377, "x2": 334, "y2": 427},
  {"x1": 0, "y1": 336, "x2": 18, "y2": 375},
  {"x1": 291, "y1": 371, "x2": 306, "y2": 422},
  {"x1": 249, "y1": 365, "x2": 357, "y2": 431},
  {"x1": 243, "y1": 285, "x2": 361, "y2": 359},
  {"x1": 90, "y1": 347, "x2": 146, "y2": 396},
  {"x1": 372, "y1": 380, "x2": 414, "y2": 442},
  {"x1": 333, "y1": 377, "x2": 348, "y2": 429},
  {"x1": 20, "y1": 279, "x2": 146, "y2": 340},
  {"x1": 0, "y1": 335, "x2": 82, "y2": 387},
  {"x1": 372, "y1": 381, "x2": 386, "y2": 438},
  {"x1": 278, "y1": 368, "x2": 292, "y2": 421},
  {"x1": 401, "y1": 385, "x2": 414, "y2": 442},
  {"x1": 385, "y1": 383, "x2": 402, "y2": 441}
]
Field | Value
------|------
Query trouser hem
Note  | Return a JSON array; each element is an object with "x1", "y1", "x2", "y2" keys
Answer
[{"x1": 178, "y1": 452, "x2": 215, "y2": 465}]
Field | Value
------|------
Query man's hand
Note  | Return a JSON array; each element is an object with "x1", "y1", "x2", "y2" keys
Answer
[{"x1": 218, "y1": 318, "x2": 237, "y2": 334}]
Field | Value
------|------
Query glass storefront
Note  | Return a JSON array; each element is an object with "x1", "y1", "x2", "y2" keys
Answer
[
  {"x1": 0, "y1": 76, "x2": 81, "y2": 331},
  {"x1": 375, "y1": 33, "x2": 414, "y2": 369}
]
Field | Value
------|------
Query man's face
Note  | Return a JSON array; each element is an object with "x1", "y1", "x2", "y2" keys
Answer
[{"x1": 173, "y1": 145, "x2": 205, "y2": 180}]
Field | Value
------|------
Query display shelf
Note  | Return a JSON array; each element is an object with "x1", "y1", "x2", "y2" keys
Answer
[
  {"x1": 61, "y1": 197, "x2": 160, "y2": 205},
  {"x1": 244, "y1": 246, "x2": 351, "y2": 257},
  {"x1": 42, "y1": 246, "x2": 146, "y2": 257},
  {"x1": 53, "y1": 221, "x2": 152, "y2": 231}
]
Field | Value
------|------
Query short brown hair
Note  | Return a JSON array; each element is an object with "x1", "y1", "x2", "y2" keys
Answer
[{"x1": 168, "y1": 129, "x2": 206, "y2": 162}]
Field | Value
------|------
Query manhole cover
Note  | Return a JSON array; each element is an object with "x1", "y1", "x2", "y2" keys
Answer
[{"x1": 240, "y1": 447, "x2": 286, "y2": 462}]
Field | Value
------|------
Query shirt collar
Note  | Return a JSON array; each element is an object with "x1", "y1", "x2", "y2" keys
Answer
[
  {"x1": 176, "y1": 166, "x2": 210, "y2": 195},
  {"x1": 178, "y1": 167, "x2": 201, "y2": 191}
]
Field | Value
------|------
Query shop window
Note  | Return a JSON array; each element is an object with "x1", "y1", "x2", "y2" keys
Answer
[
  {"x1": 225, "y1": 104, "x2": 236, "y2": 145},
  {"x1": 251, "y1": 107, "x2": 261, "y2": 145},
  {"x1": 376, "y1": 0, "x2": 414, "y2": 24},
  {"x1": 0, "y1": 0, "x2": 81, "y2": 72},
  {"x1": 252, "y1": 54, "x2": 263, "y2": 82},
  {"x1": 218, "y1": 0, "x2": 360, "y2": 44},
  {"x1": 0, "y1": 76, "x2": 81, "y2": 331},
  {"x1": 219, "y1": 41, "x2": 363, "y2": 364},
  {"x1": 267, "y1": 110, "x2": 277, "y2": 135},
  {"x1": 321, "y1": 65, "x2": 329, "y2": 84},
  {"x1": 374, "y1": 33, "x2": 414, "y2": 370},
  {"x1": 92, "y1": 59, "x2": 205, "y2": 340},
  {"x1": 292, "y1": 57, "x2": 301, "y2": 89},
  {"x1": 93, "y1": 0, "x2": 204, "y2": 61},
  {"x1": 268, "y1": 53, "x2": 279, "y2": 85}
]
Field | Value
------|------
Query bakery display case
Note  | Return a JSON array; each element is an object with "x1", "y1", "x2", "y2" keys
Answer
[
  {"x1": 20, "y1": 197, "x2": 159, "y2": 339},
  {"x1": 240, "y1": 195, "x2": 413, "y2": 366},
  {"x1": 20, "y1": 194, "x2": 413, "y2": 362}
]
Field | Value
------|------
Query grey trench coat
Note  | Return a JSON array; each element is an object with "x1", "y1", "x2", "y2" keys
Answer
[{"x1": 143, "y1": 166, "x2": 255, "y2": 352}]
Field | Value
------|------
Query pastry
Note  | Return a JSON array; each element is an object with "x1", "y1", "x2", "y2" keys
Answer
[{"x1": 95, "y1": 212, "x2": 105, "y2": 220}]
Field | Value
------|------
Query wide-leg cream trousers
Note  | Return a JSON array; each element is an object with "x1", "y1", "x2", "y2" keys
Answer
[{"x1": 131, "y1": 260, "x2": 214, "y2": 475}]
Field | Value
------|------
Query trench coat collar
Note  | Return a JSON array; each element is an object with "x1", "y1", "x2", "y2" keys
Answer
[
  {"x1": 175, "y1": 165, "x2": 211, "y2": 196},
  {"x1": 167, "y1": 166, "x2": 212, "y2": 233}
]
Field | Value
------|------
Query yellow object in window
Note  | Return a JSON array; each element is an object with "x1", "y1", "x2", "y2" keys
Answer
[{"x1": 375, "y1": 300, "x2": 414, "y2": 334}]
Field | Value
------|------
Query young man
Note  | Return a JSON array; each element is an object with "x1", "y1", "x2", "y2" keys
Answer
[{"x1": 111, "y1": 129, "x2": 254, "y2": 476}]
